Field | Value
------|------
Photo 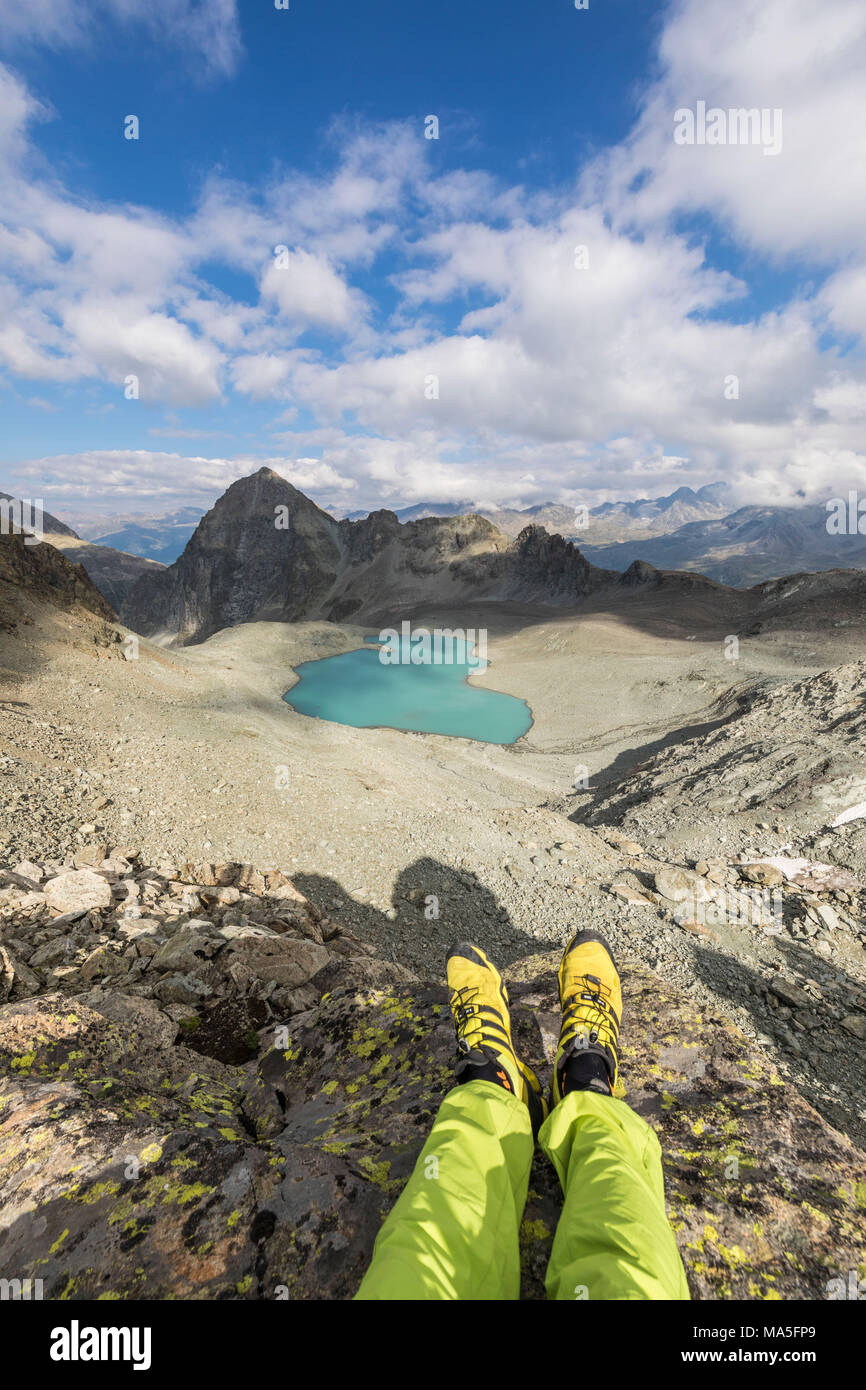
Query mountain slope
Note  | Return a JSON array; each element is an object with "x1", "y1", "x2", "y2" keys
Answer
[
  {"x1": 0, "y1": 491, "x2": 164, "y2": 607},
  {"x1": 580, "y1": 660, "x2": 866, "y2": 831},
  {"x1": 45, "y1": 535, "x2": 165, "y2": 610},
  {"x1": 0, "y1": 531, "x2": 116, "y2": 631}
]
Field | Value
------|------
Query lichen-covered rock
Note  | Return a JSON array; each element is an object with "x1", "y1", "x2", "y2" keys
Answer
[{"x1": 0, "y1": 953, "x2": 863, "y2": 1301}]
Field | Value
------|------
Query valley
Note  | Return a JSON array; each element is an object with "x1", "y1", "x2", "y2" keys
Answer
[{"x1": 3, "y1": 561, "x2": 865, "y2": 1138}]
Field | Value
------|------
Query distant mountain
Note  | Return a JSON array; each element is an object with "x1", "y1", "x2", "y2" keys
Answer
[
  {"x1": 90, "y1": 507, "x2": 205, "y2": 564},
  {"x1": 359, "y1": 489, "x2": 866, "y2": 587},
  {"x1": 122, "y1": 468, "x2": 626, "y2": 644},
  {"x1": 577, "y1": 483, "x2": 730, "y2": 541},
  {"x1": 578, "y1": 504, "x2": 866, "y2": 586},
  {"x1": 344, "y1": 483, "x2": 730, "y2": 543},
  {"x1": 345, "y1": 500, "x2": 474, "y2": 523}
]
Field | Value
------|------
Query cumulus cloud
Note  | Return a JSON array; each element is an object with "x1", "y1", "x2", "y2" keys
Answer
[
  {"x1": 588, "y1": 0, "x2": 866, "y2": 264},
  {"x1": 2, "y1": 0, "x2": 866, "y2": 515},
  {"x1": 260, "y1": 249, "x2": 367, "y2": 335}
]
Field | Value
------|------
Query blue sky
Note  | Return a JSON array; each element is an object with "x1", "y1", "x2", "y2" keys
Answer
[{"x1": 0, "y1": 0, "x2": 864, "y2": 522}]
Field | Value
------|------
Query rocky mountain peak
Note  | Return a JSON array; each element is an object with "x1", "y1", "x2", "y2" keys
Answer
[{"x1": 121, "y1": 472, "x2": 615, "y2": 643}]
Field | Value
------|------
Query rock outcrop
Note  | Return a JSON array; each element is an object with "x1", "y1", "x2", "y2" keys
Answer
[
  {"x1": 0, "y1": 853, "x2": 863, "y2": 1300},
  {"x1": 0, "y1": 854, "x2": 410, "y2": 1038}
]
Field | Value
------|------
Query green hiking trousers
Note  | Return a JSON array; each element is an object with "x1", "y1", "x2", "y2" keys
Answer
[{"x1": 354, "y1": 1080, "x2": 690, "y2": 1301}]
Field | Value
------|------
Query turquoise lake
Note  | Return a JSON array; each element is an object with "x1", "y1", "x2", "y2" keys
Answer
[{"x1": 283, "y1": 635, "x2": 532, "y2": 744}]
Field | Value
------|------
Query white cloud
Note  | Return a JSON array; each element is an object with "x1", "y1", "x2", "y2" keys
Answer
[
  {"x1": 0, "y1": 0, "x2": 243, "y2": 79},
  {"x1": 230, "y1": 353, "x2": 294, "y2": 400},
  {"x1": 588, "y1": 0, "x2": 866, "y2": 264},
  {"x1": 3, "y1": 0, "x2": 866, "y2": 516},
  {"x1": 9, "y1": 448, "x2": 358, "y2": 511},
  {"x1": 0, "y1": 62, "x2": 47, "y2": 163},
  {"x1": 61, "y1": 297, "x2": 223, "y2": 405},
  {"x1": 260, "y1": 249, "x2": 366, "y2": 334}
]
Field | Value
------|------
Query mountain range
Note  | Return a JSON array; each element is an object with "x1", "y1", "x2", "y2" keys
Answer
[
  {"x1": 345, "y1": 483, "x2": 730, "y2": 542},
  {"x1": 85, "y1": 507, "x2": 205, "y2": 565},
  {"x1": 578, "y1": 503, "x2": 866, "y2": 586},
  {"x1": 121, "y1": 468, "x2": 620, "y2": 644},
  {"x1": 66, "y1": 485, "x2": 727, "y2": 566},
  {"x1": 6, "y1": 477, "x2": 865, "y2": 617},
  {"x1": 116, "y1": 468, "x2": 866, "y2": 649}
]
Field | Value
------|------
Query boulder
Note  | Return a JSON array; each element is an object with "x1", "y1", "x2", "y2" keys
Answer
[
  {"x1": 149, "y1": 924, "x2": 224, "y2": 975},
  {"x1": 608, "y1": 883, "x2": 657, "y2": 906},
  {"x1": 12, "y1": 860, "x2": 44, "y2": 883},
  {"x1": 767, "y1": 977, "x2": 812, "y2": 1010},
  {"x1": 653, "y1": 866, "x2": 711, "y2": 904},
  {"x1": 154, "y1": 972, "x2": 214, "y2": 1005},
  {"x1": 82, "y1": 990, "x2": 178, "y2": 1049},
  {"x1": 28, "y1": 937, "x2": 76, "y2": 969},
  {"x1": 80, "y1": 945, "x2": 126, "y2": 982},
  {"x1": 739, "y1": 863, "x2": 785, "y2": 887},
  {"x1": 222, "y1": 936, "x2": 329, "y2": 989},
  {"x1": 43, "y1": 869, "x2": 112, "y2": 915}
]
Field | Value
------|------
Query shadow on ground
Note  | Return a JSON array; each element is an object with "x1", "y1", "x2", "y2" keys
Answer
[{"x1": 294, "y1": 856, "x2": 541, "y2": 977}]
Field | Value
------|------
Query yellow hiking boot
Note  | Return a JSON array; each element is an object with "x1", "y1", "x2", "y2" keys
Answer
[
  {"x1": 552, "y1": 930, "x2": 622, "y2": 1103},
  {"x1": 446, "y1": 941, "x2": 548, "y2": 1137}
]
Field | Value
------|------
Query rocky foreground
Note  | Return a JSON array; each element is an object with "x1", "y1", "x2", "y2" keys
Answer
[{"x1": 0, "y1": 854, "x2": 864, "y2": 1299}]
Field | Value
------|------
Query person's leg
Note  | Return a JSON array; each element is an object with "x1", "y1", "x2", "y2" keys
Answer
[
  {"x1": 354, "y1": 1079, "x2": 533, "y2": 1300},
  {"x1": 355, "y1": 941, "x2": 546, "y2": 1301},
  {"x1": 541, "y1": 930, "x2": 690, "y2": 1302},
  {"x1": 540, "y1": 1091, "x2": 690, "y2": 1300}
]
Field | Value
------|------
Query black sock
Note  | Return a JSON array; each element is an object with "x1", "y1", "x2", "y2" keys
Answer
[
  {"x1": 455, "y1": 1056, "x2": 514, "y2": 1093},
  {"x1": 560, "y1": 1051, "x2": 612, "y2": 1096}
]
